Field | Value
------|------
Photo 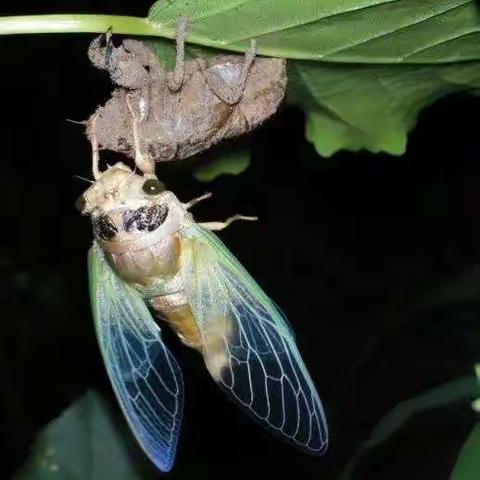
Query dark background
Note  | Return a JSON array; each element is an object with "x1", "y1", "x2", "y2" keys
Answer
[{"x1": 1, "y1": 1, "x2": 480, "y2": 479}]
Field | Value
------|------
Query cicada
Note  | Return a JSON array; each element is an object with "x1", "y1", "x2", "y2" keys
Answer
[{"x1": 77, "y1": 133, "x2": 328, "y2": 472}]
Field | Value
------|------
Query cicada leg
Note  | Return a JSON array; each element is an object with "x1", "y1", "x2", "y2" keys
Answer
[
  {"x1": 199, "y1": 214, "x2": 258, "y2": 231},
  {"x1": 183, "y1": 192, "x2": 212, "y2": 210},
  {"x1": 184, "y1": 192, "x2": 257, "y2": 230}
]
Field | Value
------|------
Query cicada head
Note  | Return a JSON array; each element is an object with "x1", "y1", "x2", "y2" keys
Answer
[{"x1": 76, "y1": 162, "x2": 188, "y2": 246}]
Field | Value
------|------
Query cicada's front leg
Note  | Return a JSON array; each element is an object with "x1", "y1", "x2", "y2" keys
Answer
[
  {"x1": 183, "y1": 192, "x2": 212, "y2": 209},
  {"x1": 184, "y1": 192, "x2": 257, "y2": 230},
  {"x1": 199, "y1": 215, "x2": 258, "y2": 231}
]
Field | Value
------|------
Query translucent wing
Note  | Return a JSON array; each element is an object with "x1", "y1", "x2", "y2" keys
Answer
[
  {"x1": 180, "y1": 223, "x2": 328, "y2": 453},
  {"x1": 88, "y1": 243, "x2": 183, "y2": 472}
]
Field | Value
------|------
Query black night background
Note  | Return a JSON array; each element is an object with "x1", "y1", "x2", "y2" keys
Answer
[{"x1": 0, "y1": 1, "x2": 479, "y2": 479}]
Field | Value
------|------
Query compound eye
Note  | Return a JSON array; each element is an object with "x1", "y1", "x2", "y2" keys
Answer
[
  {"x1": 142, "y1": 178, "x2": 165, "y2": 196},
  {"x1": 75, "y1": 195, "x2": 86, "y2": 212}
]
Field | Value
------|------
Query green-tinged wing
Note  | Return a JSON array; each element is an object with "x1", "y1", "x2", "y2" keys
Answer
[
  {"x1": 88, "y1": 243, "x2": 184, "y2": 472},
  {"x1": 180, "y1": 223, "x2": 328, "y2": 453}
]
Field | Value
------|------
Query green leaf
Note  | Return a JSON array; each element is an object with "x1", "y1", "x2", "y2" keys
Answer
[
  {"x1": 342, "y1": 376, "x2": 480, "y2": 480},
  {"x1": 146, "y1": 0, "x2": 480, "y2": 156},
  {"x1": 450, "y1": 424, "x2": 480, "y2": 480},
  {"x1": 147, "y1": 0, "x2": 480, "y2": 63},
  {"x1": 193, "y1": 148, "x2": 251, "y2": 181},
  {"x1": 413, "y1": 267, "x2": 480, "y2": 312},
  {"x1": 473, "y1": 364, "x2": 480, "y2": 413},
  {"x1": 147, "y1": 37, "x2": 217, "y2": 69},
  {"x1": 289, "y1": 61, "x2": 480, "y2": 156},
  {"x1": 15, "y1": 391, "x2": 150, "y2": 480}
]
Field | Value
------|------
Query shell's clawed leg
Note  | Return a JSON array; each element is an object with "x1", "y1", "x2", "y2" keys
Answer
[
  {"x1": 184, "y1": 192, "x2": 212, "y2": 210},
  {"x1": 88, "y1": 115, "x2": 102, "y2": 180},
  {"x1": 125, "y1": 94, "x2": 155, "y2": 175},
  {"x1": 167, "y1": 17, "x2": 189, "y2": 92},
  {"x1": 202, "y1": 39, "x2": 257, "y2": 105},
  {"x1": 103, "y1": 27, "x2": 115, "y2": 70},
  {"x1": 200, "y1": 214, "x2": 258, "y2": 231}
]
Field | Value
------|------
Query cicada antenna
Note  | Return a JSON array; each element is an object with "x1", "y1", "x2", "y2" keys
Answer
[{"x1": 73, "y1": 174, "x2": 94, "y2": 184}]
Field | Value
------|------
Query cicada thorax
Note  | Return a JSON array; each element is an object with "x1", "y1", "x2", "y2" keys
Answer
[
  {"x1": 104, "y1": 233, "x2": 180, "y2": 283},
  {"x1": 100, "y1": 224, "x2": 203, "y2": 351},
  {"x1": 92, "y1": 201, "x2": 178, "y2": 285}
]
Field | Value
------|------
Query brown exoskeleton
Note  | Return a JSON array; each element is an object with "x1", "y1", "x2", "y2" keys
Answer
[{"x1": 86, "y1": 18, "x2": 287, "y2": 174}]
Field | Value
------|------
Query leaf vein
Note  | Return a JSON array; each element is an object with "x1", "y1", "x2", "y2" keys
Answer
[
  {"x1": 319, "y1": 1, "x2": 472, "y2": 61},
  {"x1": 402, "y1": 29, "x2": 480, "y2": 61},
  {"x1": 222, "y1": 0, "x2": 401, "y2": 44}
]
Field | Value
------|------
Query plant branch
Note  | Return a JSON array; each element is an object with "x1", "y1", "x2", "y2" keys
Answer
[
  {"x1": 0, "y1": 14, "x2": 255, "y2": 53},
  {"x1": 0, "y1": 15, "x2": 171, "y2": 37},
  {"x1": 0, "y1": 14, "x2": 291, "y2": 57}
]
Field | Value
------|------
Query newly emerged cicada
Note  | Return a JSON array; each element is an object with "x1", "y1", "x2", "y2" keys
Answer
[{"x1": 77, "y1": 123, "x2": 328, "y2": 471}]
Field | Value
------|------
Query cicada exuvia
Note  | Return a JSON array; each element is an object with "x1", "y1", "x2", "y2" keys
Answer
[{"x1": 77, "y1": 119, "x2": 328, "y2": 472}]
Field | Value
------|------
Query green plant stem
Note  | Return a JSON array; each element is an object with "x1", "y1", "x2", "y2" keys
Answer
[
  {"x1": 0, "y1": 14, "x2": 170, "y2": 37},
  {"x1": 0, "y1": 14, "x2": 256, "y2": 52},
  {"x1": 0, "y1": 14, "x2": 280, "y2": 57}
]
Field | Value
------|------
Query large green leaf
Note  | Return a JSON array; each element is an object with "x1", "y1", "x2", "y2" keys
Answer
[
  {"x1": 450, "y1": 424, "x2": 480, "y2": 480},
  {"x1": 289, "y1": 61, "x2": 480, "y2": 156},
  {"x1": 14, "y1": 391, "x2": 150, "y2": 480},
  {"x1": 148, "y1": 0, "x2": 480, "y2": 63},
  {"x1": 146, "y1": 0, "x2": 480, "y2": 157},
  {"x1": 341, "y1": 375, "x2": 480, "y2": 480}
]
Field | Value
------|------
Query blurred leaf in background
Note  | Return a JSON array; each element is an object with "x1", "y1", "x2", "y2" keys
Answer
[
  {"x1": 342, "y1": 375, "x2": 480, "y2": 480},
  {"x1": 473, "y1": 364, "x2": 480, "y2": 413},
  {"x1": 14, "y1": 391, "x2": 153, "y2": 480},
  {"x1": 449, "y1": 423, "x2": 480, "y2": 480},
  {"x1": 193, "y1": 147, "x2": 251, "y2": 182}
]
